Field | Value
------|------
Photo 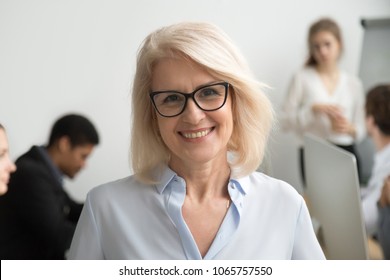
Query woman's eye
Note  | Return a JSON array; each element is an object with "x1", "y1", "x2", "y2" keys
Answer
[
  {"x1": 163, "y1": 94, "x2": 182, "y2": 103},
  {"x1": 199, "y1": 88, "x2": 219, "y2": 97}
]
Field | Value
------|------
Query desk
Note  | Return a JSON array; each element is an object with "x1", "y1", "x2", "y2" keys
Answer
[{"x1": 368, "y1": 237, "x2": 384, "y2": 260}]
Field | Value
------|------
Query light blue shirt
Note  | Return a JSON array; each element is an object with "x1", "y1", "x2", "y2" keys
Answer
[
  {"x1": 68, "y1": 165, "x2": 325, "y2": 259},
  {"x1": 361, "y1": 143, "x2": 390, "y2": 235},
  {"x1": 156, "y1": 169, "x2": 244, "y2": 259}
]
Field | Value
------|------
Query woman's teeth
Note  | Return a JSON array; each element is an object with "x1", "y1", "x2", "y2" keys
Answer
[{"x1": 182, "y1": 129, "x2": 211, "y2": 139}]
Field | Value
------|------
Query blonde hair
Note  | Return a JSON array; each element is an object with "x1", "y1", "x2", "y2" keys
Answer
[{"x1": 131, "y1": 22, "x2": 274, "y2": 183}]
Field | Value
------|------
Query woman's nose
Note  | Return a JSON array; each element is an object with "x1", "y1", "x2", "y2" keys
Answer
[
  {"x1": 181, "y1": 98, "x2": 205, "y2": 123},
  {"x1": 319, "y1": 45, "x2": 328, "y2": 55}
]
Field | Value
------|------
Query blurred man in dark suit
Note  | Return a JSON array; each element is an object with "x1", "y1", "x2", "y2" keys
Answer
[{"x1": 0, "y1": 114, "x2": 99, "y2": 259}]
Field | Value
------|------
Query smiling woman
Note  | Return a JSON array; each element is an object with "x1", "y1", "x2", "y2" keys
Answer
[{"x1": 68, "y1": 21, "x2": 325, "y2": 260}]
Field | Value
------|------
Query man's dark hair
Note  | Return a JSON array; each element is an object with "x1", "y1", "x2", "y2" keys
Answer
[
  {"x1": 48, "y1": 114, "x2": 99, "y2": 147},
  {"x1": 365, "y1": 84, "x2": 390, "y2": 136}
]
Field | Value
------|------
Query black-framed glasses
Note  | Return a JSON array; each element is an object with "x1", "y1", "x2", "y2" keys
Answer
[{"x1": 149, "y1": 81, "x2": 229, "y2": 117}]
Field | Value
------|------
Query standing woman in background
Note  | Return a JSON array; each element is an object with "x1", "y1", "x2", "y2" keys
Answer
[
  {"x1": 281, "y1": 17, "x2": 366, "y2": 185},
  {"x1": 0, "y1": 123, "x2": 17, "y2": 195}
]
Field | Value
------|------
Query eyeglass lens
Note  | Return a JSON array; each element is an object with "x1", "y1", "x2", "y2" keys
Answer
[{"x1": 151, "y1": 82, "x2": 228, "y2": 117}]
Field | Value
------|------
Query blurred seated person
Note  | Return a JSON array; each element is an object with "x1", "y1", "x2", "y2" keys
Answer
[
  {"x1": 0, "y1": 123, "x2": 17, "y2": 195},
  {"x1": 362, "y1": 85, "x2": 390, "y2": 240},
  {"x1": 378, "y1": 176, "x2": 390, "y2": 259},
  {"x1": 0, "y1": 114, "x2": 99, "y2": 259}
]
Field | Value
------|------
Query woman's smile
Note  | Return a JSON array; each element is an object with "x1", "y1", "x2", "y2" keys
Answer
[{"x1": 180, "y1": 128, "x2": 213, "y2": 140}]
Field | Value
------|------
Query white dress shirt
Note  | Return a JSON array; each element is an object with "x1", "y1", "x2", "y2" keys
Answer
[
  {"x1": 281, "y1": 67, "x2": 365, "y2": 146},
  {"x1": 361, "y1": 143, "x2": 390, "y2": 235},
  {"x1": 68, "y1": 165, "x2": 325, "y2": 259}
]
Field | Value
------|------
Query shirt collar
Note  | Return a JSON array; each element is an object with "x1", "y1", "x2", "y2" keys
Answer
[
  {"x1": 36, "y1": 145, "x2": 64, "y2": 186},
  {"x1": 154, "y1": 164, "x2": 249, "y2": 196},
  {"x1": 153, "y1": 164, "x2": 246, "y2": 259},
  {"x1": 375, "y1": 143, "x2": 390, "y2": 167},
  {"x1": 154, "y1": 165, "x2": 177, "y2": 194},
  {"x1": 230, "y1": 176, "x2": 250, "y2": 195}
]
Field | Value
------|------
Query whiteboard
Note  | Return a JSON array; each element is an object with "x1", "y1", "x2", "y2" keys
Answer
[{"x1": 359, "y1": 18, "x2": 390, "y2": 92}]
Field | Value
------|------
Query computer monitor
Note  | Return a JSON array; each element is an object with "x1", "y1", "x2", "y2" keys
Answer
[{"x1": 304, "y1": 134, "x2": 368, "y2": 260}]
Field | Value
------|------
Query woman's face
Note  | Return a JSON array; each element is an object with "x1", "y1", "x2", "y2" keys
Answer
[
  {"x1": 151, "y1": 58, "x2": 233, "y2": 170},
  {"x1": 311, "y1": 30, "x2": 341, "y2": 67},
  {"x1": 0, "y1": 128, "x2": 16, "y2": 195}
]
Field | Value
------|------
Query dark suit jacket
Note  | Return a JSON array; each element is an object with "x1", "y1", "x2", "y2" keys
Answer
[{"x1": 0, "y1": 146, "x2": 83, "y2": 259}]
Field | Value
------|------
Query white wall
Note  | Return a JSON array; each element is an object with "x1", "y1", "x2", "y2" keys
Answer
[{"x1": 1, "y1": 0, "x2": 389, "y2": 201}]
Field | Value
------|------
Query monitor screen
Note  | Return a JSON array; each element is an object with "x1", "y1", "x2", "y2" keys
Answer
[{"x1": 304, "y1": 134, "x2": 368, "y2": 259}]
